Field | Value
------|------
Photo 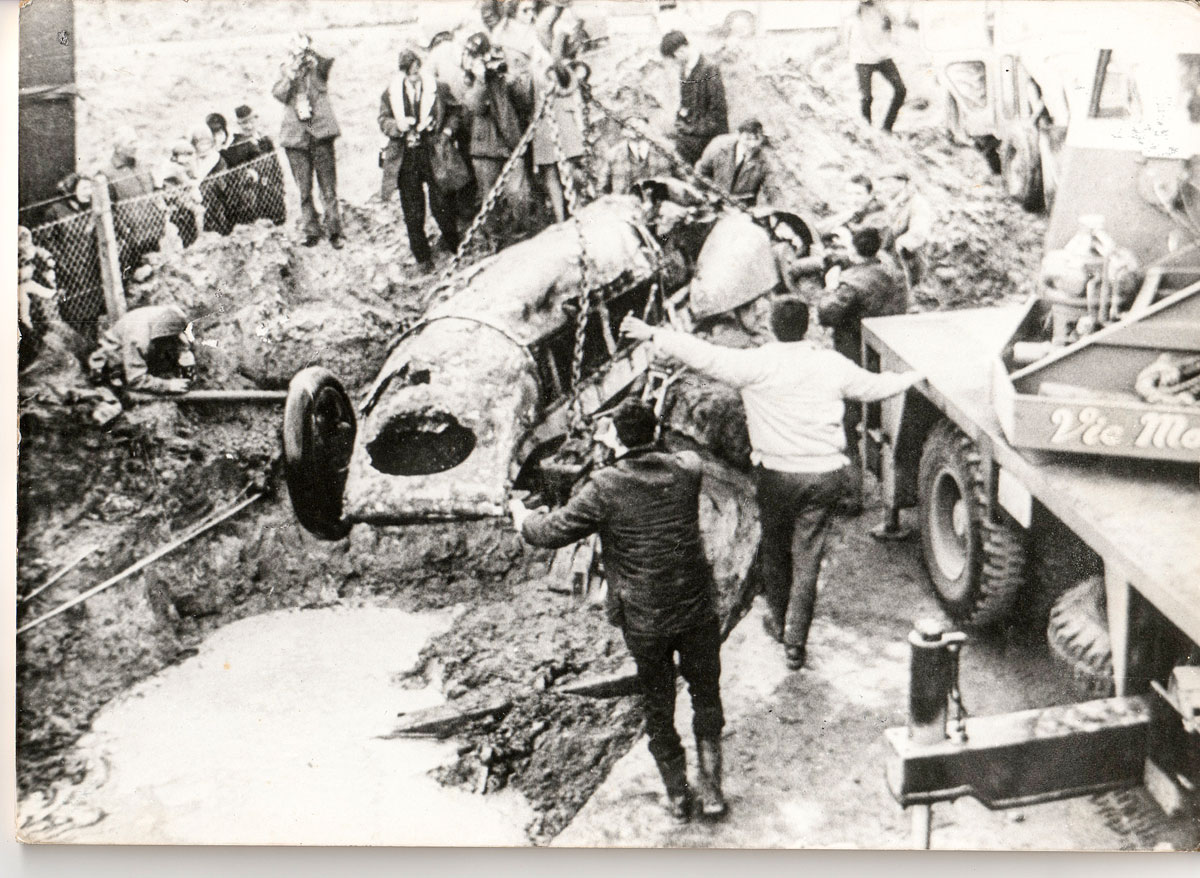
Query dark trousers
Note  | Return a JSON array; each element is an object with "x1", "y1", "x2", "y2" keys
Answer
[
  {"x1": 753, "y1": 466, "x2": 847, "y2": 649},
  {"x1": 855, "y1": 59, "x2": 907, "y2": 132},
  {"x1": 398, "y1": 144, "x2": 460, "y2": 265},
  {"x1": 285, "y1": 137, "x2": 342, "y2": 239},
  {"x1": 623, "y1": 615, "x2": 724, "y2": 764}
]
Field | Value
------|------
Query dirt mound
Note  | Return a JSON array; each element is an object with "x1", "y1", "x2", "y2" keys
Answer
[
  {"x1": 129, "y1": 205, "x2": 424, "y2": 390},
  {"x1": 434, "y1": 692, "x2": 645, "y2": 843}
]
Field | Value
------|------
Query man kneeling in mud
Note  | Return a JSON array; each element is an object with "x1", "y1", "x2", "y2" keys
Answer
[{"x1": 509, "y1": 400, "x2": 727, "y2": 822}]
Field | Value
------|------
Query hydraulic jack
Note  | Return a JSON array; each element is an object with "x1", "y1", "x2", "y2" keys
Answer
[{"x1": 885, "y1": 620, "x2": 1152, "y2": 848}]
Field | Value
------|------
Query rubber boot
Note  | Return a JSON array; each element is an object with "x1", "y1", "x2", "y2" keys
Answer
[
  {"x1": 654, "y1": 753, "x2": 691, "y2": 822},
  {"x1": 695, "y1": 737, "x2": 728, "y2": 820}
]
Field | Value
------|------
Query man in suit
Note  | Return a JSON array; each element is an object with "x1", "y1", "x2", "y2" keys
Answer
[
  {"x1": 272, "y1": 33, "x2": 343, "y2": 249},
  {"x1": 695, "y1": 118, "x2": 776, "y2": 207},
  {"x1": 659, "y1": 31, "x2": 729, "y2": 165},
  {"x1": 379, "y1": 50, "x2": 463, "y2": 273}
]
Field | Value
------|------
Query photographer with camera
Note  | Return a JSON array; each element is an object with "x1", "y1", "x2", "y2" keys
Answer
[
  {"x1": 461, "y1": 31, "x2": 534, "y2": 237},
  {"x1": 272, "y1": 33, "x2": 344, "y2": 249}
]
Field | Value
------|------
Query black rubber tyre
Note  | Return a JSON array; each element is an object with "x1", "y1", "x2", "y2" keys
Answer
[
  {"x1": 283, "y1": 366, "x2": 356, "y2": 540},
  {"x1": 1047, "y1": 575, "x2": 1116, "y2": 698},
  {"x1": 1000, "y1": 128, "x2": 1044, "y2": 212},
  {"x1": 917, "y1": 420, "x2": 1028, "y2": 629}
]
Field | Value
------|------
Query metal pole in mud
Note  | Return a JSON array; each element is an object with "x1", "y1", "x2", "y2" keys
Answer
[
  {"x1": 16, "y1": 491, "x2": 264, "y2": 636},
  {"x1": 18, "y1": 546, "x2": 100, "y2": 604},
  {"x1": 911, "y1": 804, "x2": 932, "y2": 849},
  {"x1": 126, "y1": 389, "x2": 289, "y2": 404}
]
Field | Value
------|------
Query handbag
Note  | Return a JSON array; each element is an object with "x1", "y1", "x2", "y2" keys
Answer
[{"x1": 431, "y1": 133, "x2": 471, "y2": 193}]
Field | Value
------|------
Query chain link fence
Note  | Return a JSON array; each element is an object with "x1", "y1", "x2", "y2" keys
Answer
[
  {"x1": 19, "y1": 151, "x2": 290, "y2": 351},
  {"x1": 26, "y1": 210, "x2": 106, "y2": 343}
]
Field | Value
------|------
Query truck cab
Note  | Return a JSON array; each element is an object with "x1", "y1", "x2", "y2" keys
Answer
[{"x1": 921, "y1": 0, "x2": 1101, "y2": 211}]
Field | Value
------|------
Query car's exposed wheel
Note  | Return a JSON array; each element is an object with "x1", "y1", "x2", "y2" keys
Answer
[
  {"x1": 1000, "y1": 128, "x2": 1044, "y2": 212},
  {"x1": 1047, "y1": 575, "x2": 1115, "y2": 698},
  {"x1": 283, "y1": 366, "x2": 356, "y2": 540},
  {"x1": 917, "y1": 420, "x2": 1027, "y2": 629}
]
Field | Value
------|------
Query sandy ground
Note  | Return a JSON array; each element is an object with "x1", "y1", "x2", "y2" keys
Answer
[{"x1": 17, "y1": 606, "x2": 533, "y2": 845}]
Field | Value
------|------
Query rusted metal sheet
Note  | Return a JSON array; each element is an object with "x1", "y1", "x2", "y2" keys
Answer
[
  {"x1": 687, "y1": 211, "x2": 779, "y2": 320},
  {"x1": 885, "y1": 695, "x2": 1151, "y2": 808}
]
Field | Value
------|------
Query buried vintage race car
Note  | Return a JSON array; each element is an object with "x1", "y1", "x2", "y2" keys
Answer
[{"x1": 282, "y1": 184, "x2": 819, "y2": 538}]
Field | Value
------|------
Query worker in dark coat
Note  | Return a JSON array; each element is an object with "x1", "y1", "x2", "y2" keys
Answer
[
  {"x1": 510, "y1": 400, "x2": 728, "y2": 823},
  {"x1": 659, "y1": 30, "x2": 729, "y2": 165},
  {"x1": 379, "y1": 50, "x2": 463, "y2": 272},
  {"x1": 87, "y1": 304, "x2": 194, "y2": 395},
  {"x1": 818, "y1": 226, "x2": 907, "y2": 512},
  {"x1": 623, "y1": 302, "x2": 920, "y2": 673},
  {"x1": 272, "y1": 33, "x2": 343, "y2": 248},
  {"x1": 695, "y1": 118, "x2": 776, "y2": 207}
]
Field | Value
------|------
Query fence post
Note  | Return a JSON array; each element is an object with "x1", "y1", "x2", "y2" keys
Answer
[{"x1": 92, "y1": 172, "x2": 127, "y2": 321}]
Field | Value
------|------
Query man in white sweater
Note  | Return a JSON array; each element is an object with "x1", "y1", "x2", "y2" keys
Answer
[{"x1": 621, "y1": 299, "x2": 921, "y2": 670}]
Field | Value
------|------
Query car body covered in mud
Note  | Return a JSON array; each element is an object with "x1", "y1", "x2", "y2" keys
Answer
[{"x1": 283, "y1": 184, "x2": 816, "y2": 538}]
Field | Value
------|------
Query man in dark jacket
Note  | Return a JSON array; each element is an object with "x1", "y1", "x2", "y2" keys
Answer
[
  {"x1": 510, "y1": 400, "x2": 727, "y2": 823},
  {"x1": 659, "y1": 31, "x2": 729, "y2": 165},
  {"x1": 818, "y1": 226, "x2": 907, "y2": 512},
  {"x1": 695, "y1": 118, "x2": 776, "y2": 207},
  {"x1": 379, "y1": 50, "x2": 463, "y2": 273},
  {"x1": 272, "y1": 33, "x2": 343, "y2": 248}
]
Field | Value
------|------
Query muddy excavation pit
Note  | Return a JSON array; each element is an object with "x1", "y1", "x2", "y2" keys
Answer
[{"x1": 17, "y1": 8, "x2": 1064, "y2": 845}]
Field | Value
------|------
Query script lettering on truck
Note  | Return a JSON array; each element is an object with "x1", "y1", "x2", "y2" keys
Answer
[{"x1": 1049, "y1": 406, "x2": 1200, "y2": 452}]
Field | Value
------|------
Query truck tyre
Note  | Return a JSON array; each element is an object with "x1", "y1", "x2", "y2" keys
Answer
[
  {"x1": 1047, "y1": 575, "x2": 1115, "y2": 698},
  {"x1": 917, "y1": 421, "x2": 1027, "y2": 629},
  {"x1": 283, "y1": 366, "x2": 356, "y2": 540}
]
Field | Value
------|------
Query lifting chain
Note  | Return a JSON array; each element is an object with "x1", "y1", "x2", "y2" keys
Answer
[
  {"x1": 546, "y1": 88, "x2": 596, "y2": 424},
  {"x1": 570, "y1": 62, "x2": 599, "y2": 198},
  {"x1": 428, "y1": 85, "x2": 557, "y2": 297}
]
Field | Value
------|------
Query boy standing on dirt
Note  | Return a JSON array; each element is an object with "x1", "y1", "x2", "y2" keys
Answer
[
  {"x1": 622, "y1": 302, "x2": 921, "y2": 671},
  {"x1": 509, "y1": 400, "x2": 728, "y2": 823}
]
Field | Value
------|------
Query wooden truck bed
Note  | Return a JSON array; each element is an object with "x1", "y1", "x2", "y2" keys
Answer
[{"x1": 862, "y1": 306, "x2": 1200, "y2": 657}]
